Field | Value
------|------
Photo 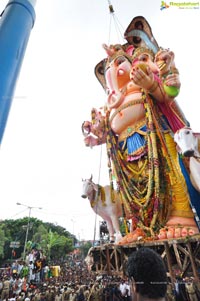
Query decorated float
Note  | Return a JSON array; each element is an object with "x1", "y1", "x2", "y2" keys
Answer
[{"x1": 82, "y1": 4, "x2": 200, "y2": 282}]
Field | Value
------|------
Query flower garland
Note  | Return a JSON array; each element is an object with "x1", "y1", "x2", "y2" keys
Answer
[
  {"x1": 90, "y1": 185, "x2": 106, "y2": 208},
  {"x1": 105, "y1": 91, "x2": 175, "y2": 236}
]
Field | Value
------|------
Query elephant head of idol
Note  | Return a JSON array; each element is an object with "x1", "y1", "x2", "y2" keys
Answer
[
  {"x1": 94, "y1": 16, "x2": 159, "y2": 110},
  {"x1": 95, "y1": 43, "x2": 135, "y2": 110}
]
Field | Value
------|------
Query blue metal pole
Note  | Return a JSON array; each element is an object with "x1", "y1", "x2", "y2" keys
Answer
[{"x1": 0, "y1": 0, "x2": 36, "y2": 144}]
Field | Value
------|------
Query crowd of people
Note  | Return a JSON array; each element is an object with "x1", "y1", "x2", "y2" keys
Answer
[{"x1": 0, "y1": 247, "x2": 200, "y2": 301}]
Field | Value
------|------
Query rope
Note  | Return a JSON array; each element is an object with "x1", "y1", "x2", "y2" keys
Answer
[
  {"x1": 91, "y1": 1, "x2": 126, "y2": 245},
  {"x1": 106, "y1": 0, "x2": 125, "y2": 45},
  {"x1": 112, "y1": 14, "x2": 124, "y2": 42}
]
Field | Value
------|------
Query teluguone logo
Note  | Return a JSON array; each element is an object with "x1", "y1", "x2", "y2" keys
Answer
[{"x1": 160, "y1": 1, "x2": 199, "y2": 9}]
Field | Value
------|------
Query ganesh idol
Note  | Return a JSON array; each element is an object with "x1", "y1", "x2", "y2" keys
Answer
[{"x1": 82, "y1": 16, "x2": 200, "y2": 242}]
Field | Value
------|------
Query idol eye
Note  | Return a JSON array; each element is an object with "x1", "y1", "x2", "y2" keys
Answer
[
  {"x1": 139, "y1": 54, "x2": 149, "y2": 62},
  {"x1": 115, "y1": 45, "x2": 122, "y2": 51},
  {"x1": 115, "y1": 56, "x2": 126, "y2": 66}
]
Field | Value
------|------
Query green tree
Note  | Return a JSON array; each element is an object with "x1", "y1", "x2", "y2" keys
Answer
[
  {"x1": 0, "y1": 218, "x2": 75, "y2": 263},
  {"x1": 79, "y1": 241, "x2": 92, "y2": 258},
  {"x1": 0, "y1": 225, "x2": 6, "y2": 259},
  {"x1": 32, "y1": 224, "x2": 48, "y2": 251},
  {"x1": 46, "y1": 229, "x2": 73, "y2": 260},
  {"x1": 1, "y1": 218, "x2": 43, "y2": 259}
]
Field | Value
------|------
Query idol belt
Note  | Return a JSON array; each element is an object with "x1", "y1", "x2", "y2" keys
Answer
[{"x1": 118, "y1": 119, "x2": 146, "y2": 142}]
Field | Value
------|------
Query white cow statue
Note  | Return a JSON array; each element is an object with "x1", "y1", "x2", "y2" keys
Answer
[
  {"x1": 174, "y1": 127, "x2": 200, "y2": 192},
  {"x1": 81, "y1": 176, "x2": 123, "y2": 243}
]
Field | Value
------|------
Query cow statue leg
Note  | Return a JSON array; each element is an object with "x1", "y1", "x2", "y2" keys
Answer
[
  {"x1": 105, "y1": 217, "x2": 115, "y2": 242},
  {"x1": 110, "y1": 215, "x2": 122, "y2": 243}
]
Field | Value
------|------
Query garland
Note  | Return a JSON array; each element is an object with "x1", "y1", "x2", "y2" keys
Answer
[
  {"x1": 90, "y1": 185, "x2": 106, "y2": 208},
  {"x1": 105, "y1": 91, "x2": 175, "y2": 236}
]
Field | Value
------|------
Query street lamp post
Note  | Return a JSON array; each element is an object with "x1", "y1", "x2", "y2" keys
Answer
[
  {"x1": 16, "y1": 202, "x2": 42, "y2": 261},
  {"x1": 71, "y1": 219, "x2": 75, "y2": 246}
]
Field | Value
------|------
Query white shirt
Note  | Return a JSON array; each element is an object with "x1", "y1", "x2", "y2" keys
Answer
[{"x1": 119, "y1": 282, "x2": 127, "y2": 296}]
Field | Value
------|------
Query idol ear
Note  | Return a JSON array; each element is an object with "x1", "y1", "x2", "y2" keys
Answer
[
  {"x1": 94, "y1": 59, "x2": 107, "y2": 91},
  {"x1": 102, "y1": 43, "x2": 114, "y2": 56}
]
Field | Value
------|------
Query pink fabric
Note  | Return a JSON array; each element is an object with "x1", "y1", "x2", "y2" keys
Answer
[{"x1": 158, "y1": 102, "x2": 185, "y2": 133}]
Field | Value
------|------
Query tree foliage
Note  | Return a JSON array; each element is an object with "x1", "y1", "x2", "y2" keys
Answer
[
  {"x1": 0, "y1": 218, "x2": 75, "y2": 263},
  {"x1": 0, "y1": 225, "x2": 6, "y2": 259},
  {"x1": 79, "y1": 241, "x2": 92, "y2": 257}
]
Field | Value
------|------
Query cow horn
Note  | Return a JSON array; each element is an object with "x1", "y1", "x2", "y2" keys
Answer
[{"x1": 89, "y1": 174, "x2": 93, "y2": 181}]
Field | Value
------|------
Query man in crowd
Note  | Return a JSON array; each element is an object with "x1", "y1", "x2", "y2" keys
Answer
[{"x1": 126, "y1": 247, "x2": 167, "y2": 301}]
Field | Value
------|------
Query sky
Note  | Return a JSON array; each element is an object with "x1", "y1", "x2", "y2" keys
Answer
[{"x1": 0, "y1": 0, "x2": 199, "y2": 242}]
